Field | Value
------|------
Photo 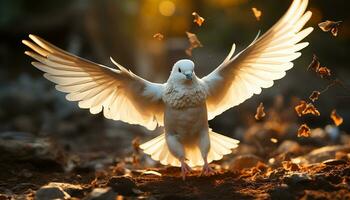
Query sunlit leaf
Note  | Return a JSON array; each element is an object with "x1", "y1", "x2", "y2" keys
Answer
[
  {"x1": 307, "y1": 55, "x2": 331, "y2": 78},
  {"x1": 295, "y1": 100, "x2": 307, "y2": 117},
  {"x1": 282, "y1": 161, "x2": 300, "y2": 171},
  {"x1": 297, "y1": 124, "x2": 311, "y2": 137},
  {"x1": 185, "y1": 31, "x2": 203, "y2": 56},
  {"x1": 153, "y1": 33, "x2": 164, "y2": 41},
  {"x1": 307, "y1": 55, "x2": 320, "y2": 72},
  {"x1": 318, "y1": 20, "x2": 342, "y2": 37},
  {"x1": 302, "y1": 103, "x2": 320, "y2": 116},
  {"x1": 254, "y1": 102, "x2": 266, "y2": 120},
  {"x1": 251, "y1": 7, "x2": 262, "y2": 21},
  {"x1": 317, "y1": 66, "x2": 331, "y2": 78},
  {"x1": 309, "y1": 91, "x2": 321, "y2": 102},
  {"x1": 192, "y1": 12, "x2": 205, "y2": 26},
  {"x1": 330, "y1": 109, "x2": 343, "y2": 126}
]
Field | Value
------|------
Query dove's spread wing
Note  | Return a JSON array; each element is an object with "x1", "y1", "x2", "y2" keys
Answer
[
  {"x1": 23, "y1": 35, "x2": 165, "y2": 130},
  {"x1": 201, "y1": 0, "x2": 313, "y2": 120}
]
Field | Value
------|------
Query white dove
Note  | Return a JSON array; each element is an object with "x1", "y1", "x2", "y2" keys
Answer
[{"x1": 23, "y1": 0, "x2": 312, "y2": 179}]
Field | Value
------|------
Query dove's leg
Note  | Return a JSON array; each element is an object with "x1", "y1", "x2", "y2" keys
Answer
[
  {"x1": 166, "y1": 134, "x2": 191, "y2": 180},
  {"x1": 199, "y1": 130, "x2": 215, "y2": 175}
]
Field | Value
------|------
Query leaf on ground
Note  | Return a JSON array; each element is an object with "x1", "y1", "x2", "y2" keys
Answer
[
  {"x1": 330, "y1": 109, "x2": 343, "y2": 126},
  {"x1": 153, "y1": 33, "x2": 164, "y2": 41},
  {"x1": 192, "y1": 12, "x2": 205, "y2": 26},
  {"x1": 251, "y1": 7, "x2": 262, "y2": 21},
  {"x1": 309, "y1": 91, "x2": 321, "y2": 102},
  {"x1": 282, "y1": 161, "x2": 300, "y2": 171},
  {"x1": 185, "y1": 32, "x2": 203, "y2": 56},
  {"x1": 254, "y1": 102, "x2": 266, "y2": 120},
  {"x1": 318, "y1": 20, "x2": 342, "y2": 36},
  {"x1": 297, "y1": 124, "x2": 311, "y2": 137},
  {"x1": 138, "y1": 170, "x2": 162, "y2": 176}
]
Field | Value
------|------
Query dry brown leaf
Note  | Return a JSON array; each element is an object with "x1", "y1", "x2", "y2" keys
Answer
[
  {"x1": 331, "y1": 109, "x2": 343, "y2": 126},
  {"x1": 309, "y1": 91, "x2": 321, "y2": 102},
  {"x1": 297, "y1": 124, "x2": 311, "y2": 137},
  {"x1": 282, "y1": 161, "x2": 300, "y2": 171},
  {"x1": 254, "y1": 102, "x2": 266, "y2": 120},
  {"x1": 153, "y1": 33, "x2": 164, "y2": 41},
  {"x1": 307, "y1": 55, "x2": 331, "y2": 78},
  {"x1": 295, "y1": 100, "x2": 307, "y2": 117},
  {"x1": 185, "y1": 31, "x2": 203, "y2": 56},
  {"x1": 331, "y1": 27, "x2": 339, "y2": 37},
  {"x1": 251, "y1": 7, "x2": 262, "y2": 21},
  {"x1": 307, "y1": 55, "x2": 320, "y2": 72},
  {"x1": 302, "y1": 103, "x2": 321, "y2": 116},
  {"x1": 192, "y1": 12, "x2": 205, "y2": 26},
  {"x1": 317, "y1": 66, "x2": 331, "y2": 78},
  {"x1": 318, "y1": 20, "x2": 342, "y2": 37}
]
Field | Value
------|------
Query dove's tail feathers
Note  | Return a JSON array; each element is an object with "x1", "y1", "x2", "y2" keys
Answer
[
  {"x1": 140, "y1": 133, "x2": 181, "y2": 167},
  {"x1": 207, "y1": 129, "x2": 240, "y2": 164},
  {"x1": 140, "y1": 130, "x2": 239, "y2": 168}
]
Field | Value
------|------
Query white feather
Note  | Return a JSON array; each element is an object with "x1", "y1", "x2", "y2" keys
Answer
[{"x1": 202, "y1": 0, "x2": 313, "y2": 120}]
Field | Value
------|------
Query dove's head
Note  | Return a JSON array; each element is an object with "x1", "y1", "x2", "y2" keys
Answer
[{"x1": 170, "y1": 59, "x2": 195, "y2": 83}]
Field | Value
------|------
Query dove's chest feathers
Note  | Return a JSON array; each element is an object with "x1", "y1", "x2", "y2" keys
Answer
[{"x1": 162, "y1": 81, "x2": 207, "y2": 109}]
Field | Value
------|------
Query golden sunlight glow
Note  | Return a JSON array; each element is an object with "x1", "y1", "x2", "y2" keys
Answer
[{"x1": 159, "y1": 0, "x2": 176, "y2": 16}]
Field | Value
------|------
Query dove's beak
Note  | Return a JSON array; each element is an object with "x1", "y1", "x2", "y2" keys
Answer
[{"x1": 185, "y1": 73, "x2": 193, "y2": 80}]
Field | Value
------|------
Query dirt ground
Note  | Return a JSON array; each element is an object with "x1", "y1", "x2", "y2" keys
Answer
[{"x1": 0, "y1": 145, "x2": 350, "y2": 199}]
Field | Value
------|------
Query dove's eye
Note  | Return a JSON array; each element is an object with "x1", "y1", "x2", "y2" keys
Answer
[{"x1": 178, "y1": 68, "x2": 182, "y2": 73}]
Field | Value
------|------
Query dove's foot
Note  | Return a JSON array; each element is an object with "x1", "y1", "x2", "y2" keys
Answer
[
  {"x1": 201, "y1": 162, "x2": 215, "y2": 176},
  {"x1": 180, "y1": 160, "x2": 192, "y2": 180}
]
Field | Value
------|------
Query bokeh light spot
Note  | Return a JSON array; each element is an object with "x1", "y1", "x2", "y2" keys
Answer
[{"x1": 159, "y1": 0, "x2": 176, "y2": 17}]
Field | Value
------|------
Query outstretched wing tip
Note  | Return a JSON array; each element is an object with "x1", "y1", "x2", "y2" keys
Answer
[
  {"x1": 203, "y1": 0, "x2": 312, "y2": 120},
  {"x1": 110, "y1": 56, "x2": 126, "y2": 71},
  {"x1": 23, "y1": 36, "x2": 165, "y2": 130}
]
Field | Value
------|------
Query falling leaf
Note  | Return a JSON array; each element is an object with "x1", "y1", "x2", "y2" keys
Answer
[
  {"x1": 254, "y1": 102, "x2": 266, "y2": 120},
  {"x1": 331, "y1": 27, "x2": 339, "y2": 37},
  {"x1": 307, "y1": 55, "x2": 331, "y2": 78},
  {"x1": 307, "y1": 55, "x2": 320, "y2": 72},
  {"x1": 330, "y1": 109, "x2": 343, "y2": 126},
  {"x1": 297, "y1": 124, "x2": 311, "y2": 137},
  {"x1": 185, "y1": 31, "x2": 203, "y2": 56},
  {"x1": 295, "y1": 100, "x2": 320, "y2": 117},
  {"x1": 295, "y1": 100, "x2": 307, "y2": 117},
  {"x1": 153, "y1": 33, "x2": 164, "y2": 41},
  {"x1": 318, "y1": 20, "x2": 342, "y2": 37},
  {"x1": 317, "y1": 66, "x2": 331, "y2": 78},
  {"x1": 192, "y1": 12, "x2": 205, "y2": 26},
  {"x1": 186, "y1": 32, "x2": 203, "y2": 48},
  {"x1": 302, "y1": 103, "x2": 321, "y2": 116},
  {"x1": 309, "y1": 91, "x2": 321, "y2": 102},
  {"x1": 270, "y1": 138, "x2": 278, "y2": 143},
  {"x1": 251, "y1": 7, "x2": 262, "y2": 21}
]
